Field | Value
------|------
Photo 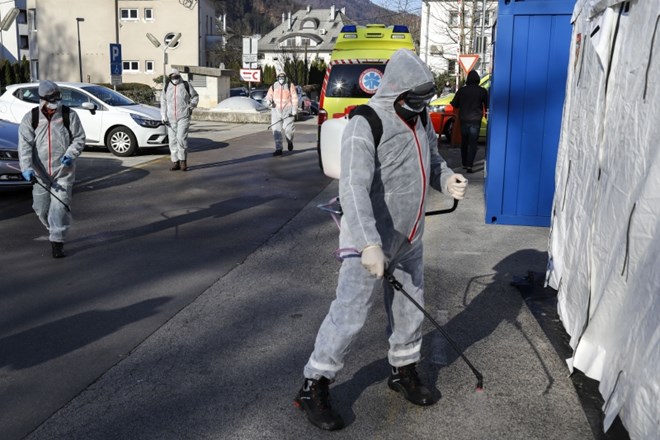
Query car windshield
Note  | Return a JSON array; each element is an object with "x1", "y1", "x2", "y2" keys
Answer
[
  {"x1": 81, "y1": 85, "x2": 136, "y2": 106},
  {"x1": 325, "y1": 63, "x2": 386, "y2": 98}
]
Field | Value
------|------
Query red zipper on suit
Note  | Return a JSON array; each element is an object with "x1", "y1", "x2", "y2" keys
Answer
[
  {"x1": 47, "y1": 118, "x2": 53, "y2": 175},
  {"x1": 173, "y1": 85, "x2": 178, "y2": 120},
  {"x1": 400, "y1": 116, "x2": 427, "y2": 242}
]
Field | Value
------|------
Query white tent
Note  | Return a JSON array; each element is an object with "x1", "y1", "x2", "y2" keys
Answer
[{"x1": 547, "y1": 1, "x2": 659, "y2": 438}]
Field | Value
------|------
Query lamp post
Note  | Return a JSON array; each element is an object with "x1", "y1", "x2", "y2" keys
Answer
[
  {"x1": 76, "y1": 18, "x2": 85, "y2": 82},
  {"x1": 0, "y1": 7, "x2": 20, "y2": 63},
  {"x1": 146, "y1": 32, "x2": 181, "y2": 83}
]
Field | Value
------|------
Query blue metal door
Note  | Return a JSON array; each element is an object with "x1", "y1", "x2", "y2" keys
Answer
[{"x1": 485, "y1": 0, "x2": 574, "y2": 226}]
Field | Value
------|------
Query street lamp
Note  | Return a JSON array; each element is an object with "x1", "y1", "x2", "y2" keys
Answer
[
  {"x1": 0, "y1": 7, "x2": 20, "y2": 62},
  {"x1": 76, "y1": 18, "x2": 85, "y2": 82},
  {"x1": 146, "y1": 32, "x2": 181, "y2": 83}
]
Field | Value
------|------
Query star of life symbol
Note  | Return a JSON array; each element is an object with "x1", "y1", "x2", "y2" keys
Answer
[{"x1": 359, "y1": 68, "x2": 382, "y2": 94}]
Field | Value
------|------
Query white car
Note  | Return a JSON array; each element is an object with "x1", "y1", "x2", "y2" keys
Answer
[{"x1": 0, "y1": 82, "x2": 167, "y2": 157}]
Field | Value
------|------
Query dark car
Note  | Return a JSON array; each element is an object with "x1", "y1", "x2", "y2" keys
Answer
[
  {"x1": 249, "y1": 88, "x2": 270, "y2": 107},
  {"x1": 230, "y1": 87, "x2": 248, "y2": 97},
  {"x1": 0, "y1": 118, "x2": 31, "y2": 189}
]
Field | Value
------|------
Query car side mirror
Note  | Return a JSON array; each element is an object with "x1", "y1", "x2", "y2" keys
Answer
[{"x1": 81, "y1": 102, "x2": 96, "y2": 115}]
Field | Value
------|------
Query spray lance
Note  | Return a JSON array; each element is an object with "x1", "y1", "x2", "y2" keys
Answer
[
  {"x1": 318, "y1": 196, "x2": 484, "y2": 392},
  {"x1": 30, "y1": 176, "x2": 71, "y2": 212}
]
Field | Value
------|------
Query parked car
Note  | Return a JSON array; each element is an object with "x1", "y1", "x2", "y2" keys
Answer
[
  {"x1": 295, "y1": 85, "x2": 311, "y2": 120},
  {"x1": 248, "y1": 88, "x2": 270, "y2": 107},
  {"x1": 428, "y1": 74, "x2": 490, "y2": 142},
  {"x1": 0, "y1": 118, "x2": 31, "y2": 189},
  {"x1": 0, "y1": 82, "x2": 168, "y2": 157},
  {"x1": 230, "y1": 87, "x2": 248, "y2": 97}
]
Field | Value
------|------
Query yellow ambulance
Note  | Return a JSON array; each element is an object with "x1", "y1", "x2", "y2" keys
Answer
[{"x1": 317, "y1": 24, "x2": 415, "y2": 169}]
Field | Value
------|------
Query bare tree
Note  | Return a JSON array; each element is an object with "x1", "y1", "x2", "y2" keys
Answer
[{"x1": 417, "y1": 0, "x2": 496, "y2": 83}]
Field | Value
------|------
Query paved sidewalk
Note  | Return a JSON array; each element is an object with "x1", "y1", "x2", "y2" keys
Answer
[{"x1": 25, "y1": 142, "x2": 594, "y2": 440}]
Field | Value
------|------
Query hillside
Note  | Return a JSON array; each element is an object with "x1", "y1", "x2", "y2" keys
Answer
[{"x1": 215, "y1": 0, "x2": 419, "y2": 37}]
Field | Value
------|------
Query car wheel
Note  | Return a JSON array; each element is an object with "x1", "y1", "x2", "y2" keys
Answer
[
  {"x1": 443, "y1": 119, "x2": 454, "y2": 143},
  {"x1": 106, "y1": 126, "x2": 138, "y2": 157}
]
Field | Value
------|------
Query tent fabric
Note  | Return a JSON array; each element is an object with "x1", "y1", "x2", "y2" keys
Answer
[{"x1": 547, "y1": 1, "x2": 660, "y2": 439}]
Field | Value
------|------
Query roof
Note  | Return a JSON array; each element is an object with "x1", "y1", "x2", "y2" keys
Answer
[{"x1": 258, "y1": 7, "x2": 353, "y2": 54}]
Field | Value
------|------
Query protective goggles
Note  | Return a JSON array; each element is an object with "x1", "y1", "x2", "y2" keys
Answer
[
  {"x1": 40, "y1": 91, "x2": 62, "y2": 103},
  {"x1": 170, "y1": 74, "x2": 181, "y2": 81},
  {"x1": 403, "y1": 82, "x2": 437, "y2": 111}
]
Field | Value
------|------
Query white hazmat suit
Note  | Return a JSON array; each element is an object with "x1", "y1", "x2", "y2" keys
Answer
[
  {"x1": 160, "y1": 69, "x2": 199, "y2": 167},
  {"x1": 304, "y1": 49, "x2": 459, "y2": 380},
  {"x1": 18, "y1": 81, "x2": 86, "y2": 246}
]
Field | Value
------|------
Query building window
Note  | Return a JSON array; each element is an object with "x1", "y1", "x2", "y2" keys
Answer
[
  {"x1": 17, "y1": 9, "x2": 27, "y2": 24},
  {"x1": 449, "y1": 12, "x2": 459, "y2": 26},
  {"x1": 120, "y1": 9, "x2": 138, "y2": 21},
  {"x1": 19, "y1": 35, "x2": 29, "y2": 50},
  {"x1": 448, "y1": 60, "x2": 456, "y2": 75},
  {"x1": 28, "y1": 9, "x2": 36, "y2": 31},
  {"x1": 301, "y1": 19, "x2": 317, "y2": 30},
  {"x1": 144, "y1": 9, "x2": 153, "y2": 20},
  {"x1": 122, "y1": 61, "x2": 139, "y2": 72},
  {"x1": 145, "y1": 61, "x2": 154, "y2": 72}
]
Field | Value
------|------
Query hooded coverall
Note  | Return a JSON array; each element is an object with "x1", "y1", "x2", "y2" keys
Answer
[
  {"x1": 265, "y1": 80, "x2": 298, "y2": 151},
  {"x1": 304, "y1": 49, "x2": 455, "y2": 380},
  {"x1": 18, "y1": 105, "x2": 86, "y2": 243},
  {"x1": 160, "y1": 80, "x2": 199, "y2": 163}
]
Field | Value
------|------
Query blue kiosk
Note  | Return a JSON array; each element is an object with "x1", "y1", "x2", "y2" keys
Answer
[{"x1": 485, "y1": 0, "x2": 575, "y2": 226}]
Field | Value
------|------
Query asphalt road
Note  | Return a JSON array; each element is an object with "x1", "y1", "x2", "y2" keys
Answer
[{"x1": 0, "y1": 117, "x2": 329, "y2": 440}]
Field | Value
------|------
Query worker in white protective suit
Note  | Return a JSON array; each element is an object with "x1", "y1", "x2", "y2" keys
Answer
[
  {"x1": 18, "y1": 80, "x2": 86, "y2": 258},
  {"x1": 294, "y1": 49, "x2": 468, "y2": 430},
  {"x1": 160, "y1": 68, "x2": 199, "y2": 171},
  {"x1": 265, "y1": 71, "x2": 298, "y2": 156}
]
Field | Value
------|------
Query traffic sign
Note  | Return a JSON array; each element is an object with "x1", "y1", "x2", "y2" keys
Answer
[
  {"x1": 458, "y1": 54, "x2": 479, "y2": 74},
  {"x1": 109, "y1": 43, "x2": 122, "y2": 76},
  {"x1": 242, "y1": 54, "x2": 257, "y2": 63},
  {"x1": 240, "y1": 68, "x2": 261, "y2": 83}
]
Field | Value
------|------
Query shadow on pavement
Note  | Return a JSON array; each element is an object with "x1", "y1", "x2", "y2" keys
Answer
[{"x1": 0, "y1": 297, "x2": 171, "y2": 370}]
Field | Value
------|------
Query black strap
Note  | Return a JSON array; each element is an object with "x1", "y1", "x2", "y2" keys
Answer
[
  {"x1": 349, "y1": 105, "x2": 383, "y2": 147},
  {"x1": 348, "y1": 105, "x2": 428, "y2": 149},
  {"x1": 31, "y1": 105, "x2": 72, "y2": 138},
  {"x1": 165, "y1": 80, "x2": 190, "y2": 95}
]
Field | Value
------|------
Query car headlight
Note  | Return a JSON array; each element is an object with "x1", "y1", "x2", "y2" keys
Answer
[
  {"x1": 130, "y1": 113, "x2": 161, "y2": 128},
  {"x1": 428, "y1": 105, "x2": 446, "y2": 113}
]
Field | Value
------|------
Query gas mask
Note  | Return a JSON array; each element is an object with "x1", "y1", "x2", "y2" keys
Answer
[
  {"x1": 401, "y1": 82, "x2": 436, "y2": 113},
  {"x1": 40, "y1": 91, "x2": 62, "y2": 111},
  {"x1": 170, "y1": 75, "x2": 181, "y2": 85},
  {"x1": 278, "y1": 76, "x2": 286, "y2": 85}
]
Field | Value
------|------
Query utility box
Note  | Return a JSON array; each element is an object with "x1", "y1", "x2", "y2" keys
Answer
[{"x1": 484, "y1": 0, "x2": 575, "y2": 226}]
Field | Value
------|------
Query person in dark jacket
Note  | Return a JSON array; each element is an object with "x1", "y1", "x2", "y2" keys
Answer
[{"x1": 451, "y1": 70, "x2": 489, "y2": 173}]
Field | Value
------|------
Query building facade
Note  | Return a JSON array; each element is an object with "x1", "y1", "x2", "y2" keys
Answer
[
  {"x1": 0, "y1": 0, "x2": 28, "y2": 64},
  {"x1": 258, "y1": 5, "x2": 349, "y2": 74},
  {"x1": 420, "y1": 0, "x2": 497, "y2": 79},
  {"x1": 23, "y1": 0, "x2": 218, "y2": 86}
]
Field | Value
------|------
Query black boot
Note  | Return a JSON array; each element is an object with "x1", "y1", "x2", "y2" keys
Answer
[
  {"x1": 51, "y1": 241, "x2": 65, "y2": 259},
  {"x1": 180, "y1": 160, "x2": 188, "y2": 171},
  {"x1": 273, "y1": 149, "x2": 283, "y2": 157},
  {"x1": 388, "y1": 363, "x2": 436, "y2": 406},
  {"x1": 294, "y1": 377, "x2": 344, "y2": 431},
  {"x1": 287, "y1": 139, "x2": 294, "y2": 151},
  {"x1": 170, "y1": 160, "x2": 180, "y2": 171}
]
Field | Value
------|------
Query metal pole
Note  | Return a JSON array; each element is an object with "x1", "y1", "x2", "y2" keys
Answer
[
  {"x1": 76, "y1": 18, "x2": 84, "y2": 82},
  {"x1": 480, "y1": 0, "x2": 487, "y2": 74}
]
